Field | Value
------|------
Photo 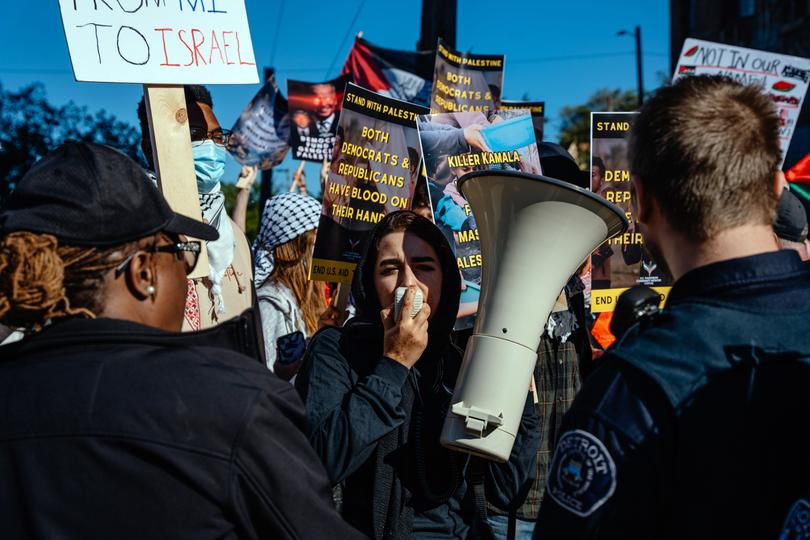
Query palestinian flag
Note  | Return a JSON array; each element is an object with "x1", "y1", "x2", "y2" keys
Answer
[
  {"x1": 787, "y1": 152, "x2": 810, "y2": 183},
  {"x1": 787, "y1": 152, "x2": 810, "y2": 215},
  {"x1": 341, "y1": 37, "x2": 434, "y2": 107}
]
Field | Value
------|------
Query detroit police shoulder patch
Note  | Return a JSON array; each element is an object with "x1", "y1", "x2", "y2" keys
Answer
[
  {"x1": 780, "y1": 498, "x2": 810, "y2": 539},
  {"x1": 546, "y1": 429, "x2": 617, "y2": 517}
]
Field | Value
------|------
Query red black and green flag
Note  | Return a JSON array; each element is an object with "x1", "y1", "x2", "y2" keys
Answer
[{"x1": 341, "y1": 36, "x2": 434, "y2": 107}]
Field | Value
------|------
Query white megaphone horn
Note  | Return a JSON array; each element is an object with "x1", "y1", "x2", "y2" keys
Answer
[{"x1": 441, "y1": 170, "x2": 628, "y2": 462}]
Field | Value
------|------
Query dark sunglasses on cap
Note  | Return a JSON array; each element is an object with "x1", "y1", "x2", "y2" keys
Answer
[{"x1": 115, "y1": 240, "x2": 202, "y2": 277}]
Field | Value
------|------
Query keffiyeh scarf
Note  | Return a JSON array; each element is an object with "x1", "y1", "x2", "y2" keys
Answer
[
  {"x1": 253, "y1": 192, "x2": 321, "y2": 287},
  {"x1": 199, "y1": 182, "x2": 235, "y2": 314}
]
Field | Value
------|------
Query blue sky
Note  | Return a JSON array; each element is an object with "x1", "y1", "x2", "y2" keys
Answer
[{"x1": 0, "y1": 0, "x2": 671, "y2": 196}]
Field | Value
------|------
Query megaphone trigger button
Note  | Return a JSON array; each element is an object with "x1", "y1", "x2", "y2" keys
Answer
[{"x1": 465, "y1": 417, "x2": 486, "y2": 436}]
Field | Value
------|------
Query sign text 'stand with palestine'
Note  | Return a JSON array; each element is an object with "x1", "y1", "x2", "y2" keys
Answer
[
  {"x1": 589, "y1": 112, "x2": 672, "y2": 313},
  {"x1": 310, "y1": 84, "x2": 429, "y2": 283},
  {"x1": 58, "y1": 0, "x2": 258, "y2": 84}
]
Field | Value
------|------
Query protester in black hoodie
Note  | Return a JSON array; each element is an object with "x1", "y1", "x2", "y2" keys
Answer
[{"x1": 296, "y1": 211, "x2": 539, "y2": 539}]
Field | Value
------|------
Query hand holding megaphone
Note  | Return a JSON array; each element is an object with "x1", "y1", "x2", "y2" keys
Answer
[{"x1": 381, "y1": 286, "x2": 431, "y2": 369}]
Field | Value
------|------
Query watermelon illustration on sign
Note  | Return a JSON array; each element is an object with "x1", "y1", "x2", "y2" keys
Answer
[
  {"x1": 684, "y1": 45, "x2": 699, "y2": 57},
  {"x1": 772, "y1": 80, "x2": 797, "y2": 93},
  {"x1": 678, "y1": 65, "x2": 696, "y2": 74}
]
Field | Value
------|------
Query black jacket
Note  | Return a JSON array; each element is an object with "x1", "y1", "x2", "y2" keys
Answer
[
  {"x1": 296, "y1": 213, "x2": 539, "y2": 539},
  {"x1": 534, "y1": 251, "x2": 810, "y2": 539},
  {"x1": 0, "y1": 317, "x2": 364, "y2": 539}
]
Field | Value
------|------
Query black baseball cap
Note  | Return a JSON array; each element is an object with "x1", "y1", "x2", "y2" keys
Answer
[
  {"x1": 538, "y1": 142, "x2": 590, "y2": 190},
  {"x1": 774, "y1": 189, "x2": 808, "y2": 243},
  {"x1": 0, "y1": 141, "x2": 217, "y2": 246}
]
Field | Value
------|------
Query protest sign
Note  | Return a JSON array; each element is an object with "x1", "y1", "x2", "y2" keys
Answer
[
  {"x1": 310, "y1": 83, "x2": 429, "y2": 283},
  {"x1": 287, "y1": 76, "x2": 350, "y2": 163},
  {"x1": 342, "y1": 36, "x2": 434, "y2": 107},
  {"x1": 430, "y1": 39, "x2": 504, "y2": 114},
  {"x1": 417, "y1": 109, "x2": 542, "y2": 329},
  {"x1": 589, "y1": 112, "x2": 671, "y2": 312},
  {"x1": 673, "y1": 38, "x2": 810, "y2": 162},
  {"x1": 229, "y1": 75, "x2": 290, "y2": 170},
  {"x1": 58, "y1": 0, "x2": 258, "y2": 84},
  {"x1": 500, "y1": 100, "x2": 545, "y2": 143}
]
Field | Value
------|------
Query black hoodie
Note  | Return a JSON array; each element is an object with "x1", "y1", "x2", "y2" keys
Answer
[{"x1": 296, "y1": 212, "x2": 539, "y2": 539}]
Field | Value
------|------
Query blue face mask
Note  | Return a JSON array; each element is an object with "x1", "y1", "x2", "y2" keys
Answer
[{"x1": 192, "y1": 140, "x2": 228, "y2": 193}]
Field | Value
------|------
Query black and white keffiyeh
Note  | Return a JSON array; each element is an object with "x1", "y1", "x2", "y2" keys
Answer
[
  {"x1": 253, "y1": 193, "x2": 321, "y2": 287},
  {"x1": 199, "y1": 183, "x2": 235, "y2": 314},
  {"x1": 145, "y1": 172, "x2": 234, "y2": 314}
]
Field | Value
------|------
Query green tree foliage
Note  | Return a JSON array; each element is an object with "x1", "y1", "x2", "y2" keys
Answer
[
  {"x1": 0, "y1": 83, "x2": 143, "y2": 204},
  {"x1": 222, "y1": 182, "x2": 262, "y2": 242},
  {"x1": 558, "y1": 89, "x2": 638, "y2": 167}
]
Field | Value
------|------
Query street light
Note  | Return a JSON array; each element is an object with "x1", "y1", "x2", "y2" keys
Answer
[{"x1": 618, "y1": 26, "x2": 644, "y2": 107}]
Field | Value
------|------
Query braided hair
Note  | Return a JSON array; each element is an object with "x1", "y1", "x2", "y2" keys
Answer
[{"x1": 0, "y1": 231, "x2": 142, "y2": 331}]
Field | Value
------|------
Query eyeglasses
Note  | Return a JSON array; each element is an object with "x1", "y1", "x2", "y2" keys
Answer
[
  {"x1": 114, "y1": 241, "x2": 202, "y2": 277},
  {"x1": 189, "y1": 126, "x2": 232, "y2": 147}
]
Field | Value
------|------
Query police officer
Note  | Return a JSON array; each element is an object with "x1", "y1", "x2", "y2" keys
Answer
[{"x1": 533, "y1": 75, "x2": 810, "y2": 539}]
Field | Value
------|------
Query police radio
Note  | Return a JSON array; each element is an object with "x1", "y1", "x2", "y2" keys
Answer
[{"x1": 610, "y1": 285, "x2": 662, "y2": 340}]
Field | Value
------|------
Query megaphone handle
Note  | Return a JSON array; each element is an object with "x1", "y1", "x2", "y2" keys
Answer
[{"x1": 529, "y1": 375, "x2": 539, "y2": 405}]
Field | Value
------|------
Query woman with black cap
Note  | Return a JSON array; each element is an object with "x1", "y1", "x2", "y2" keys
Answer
[
  {"x1": 295, "y1": 210, "x2": 539, "y2": 539},
  {"x1": 0, "y1": 142, "x2": 363, "y2": 540}
]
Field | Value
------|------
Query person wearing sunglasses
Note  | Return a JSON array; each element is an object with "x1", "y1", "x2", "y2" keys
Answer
[
  {"x1": 137, "y1": 85, "x2": 255, "y2": 332},
  {"x1": 0, "y1": 142, "x2": 364, "y2": 539}
]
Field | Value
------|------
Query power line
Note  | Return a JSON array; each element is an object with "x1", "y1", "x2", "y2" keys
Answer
[
  {"x1": 324, "y1": 0, "x2": 366, "y2": 79},
  {"x1": 0, "y1": 68, "x2": 74, "y2": 75},
  {"x1": 268, "y1": 0, "x2": 285, "y2": 66},
  {"x1": 509, "y1": 50, "x2": 667, "y2": 64},
  {"x1": 0, "y1": 50, "x2": 669, "y2": 77}
]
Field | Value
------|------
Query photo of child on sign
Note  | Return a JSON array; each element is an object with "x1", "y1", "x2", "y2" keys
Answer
[{"x1": 417, "y1": 108, "x2": 541, "y2": 329}]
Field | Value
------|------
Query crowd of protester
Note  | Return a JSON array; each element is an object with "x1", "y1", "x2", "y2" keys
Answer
[{"x1": 1, "y1": 74, "x2": 809, "y2": 540}]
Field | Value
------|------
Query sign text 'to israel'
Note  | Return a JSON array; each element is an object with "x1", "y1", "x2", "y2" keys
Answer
[{"x1": 58, "y1": 0, "x2": 258, "y2": 84}]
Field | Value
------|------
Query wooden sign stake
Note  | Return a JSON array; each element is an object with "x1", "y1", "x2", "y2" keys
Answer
[
  {"x1": 333, "y1": 282, "x2": 351, "y2": 325},
  {"x1": 143, "y1": 84, "x2": 209, "y2": 279}
]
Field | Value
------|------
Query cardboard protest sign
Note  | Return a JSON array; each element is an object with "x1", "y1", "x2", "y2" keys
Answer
[
  {"x1": 287, "y1": 76, "x2": 350, "y2": 163},
  {"x1": 310, "y1": 83, "x2": 429, "y2": 283},
  {"x1": 673, "y1": 38, "x2": 810, "y2": 162},
  {"x1": 430, "y1": 39, "x2": 504, "y2": 114},
  {"x1": 500, "y1": 101, "x2": 545, "y2": 143},
  {"x1": 229, "y1": 76, "x2": 290, "y2": 170},
  {"x1": 589, "y1": 112, "x2": 671, "y2": 312},
  {"x1": 417, "y1": 109, "x2": 542, "y2": 329},
  {"x1": 57, "y1": 0, "x2": 258, "y2": 84},
  {"x1": 342, "y1": 36, "x2": 434, "y2": 107}
]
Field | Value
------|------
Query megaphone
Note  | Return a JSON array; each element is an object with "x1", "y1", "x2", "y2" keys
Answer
[{"x1": 441, "y1": 170, "x2": 628, "y2": 462}]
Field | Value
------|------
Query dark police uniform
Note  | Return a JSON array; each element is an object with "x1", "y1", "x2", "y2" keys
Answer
[{"x1": 533, "y1": 250, "x2": 810, "y2": 540}]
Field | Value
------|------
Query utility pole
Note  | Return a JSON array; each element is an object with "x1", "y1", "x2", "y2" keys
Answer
[
  {"x1": 635, "y1": 26, "x2": 644, "y2": 107},
  {"x1": 259, "y1": 66, "x2": 275, "y2": 213},
  {"x1": 417, "y1": 0, "x2": 457, "y2": 51},
  {"x1": 618, "y1": 26, "x2": 644, "y2": 107}
]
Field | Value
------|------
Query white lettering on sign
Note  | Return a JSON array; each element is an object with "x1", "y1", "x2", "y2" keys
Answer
[{"x1": 58, "y1": 0, "x2": 258, "y2": 84}]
